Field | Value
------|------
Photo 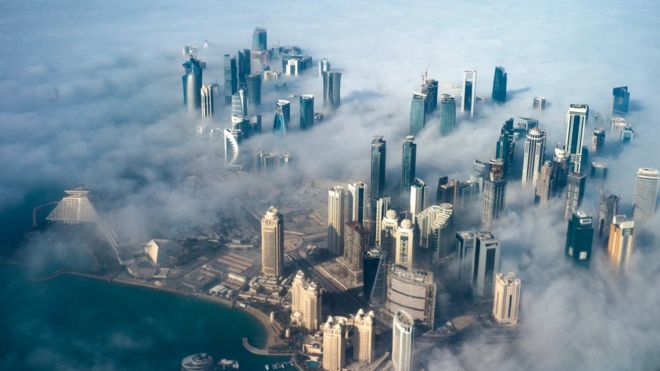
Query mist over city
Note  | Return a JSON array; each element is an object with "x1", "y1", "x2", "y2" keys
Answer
[{"x1": 1, "y1": 1, "x2": 659, "y2": 370}]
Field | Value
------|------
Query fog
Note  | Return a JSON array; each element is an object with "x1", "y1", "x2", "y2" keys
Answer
[{"x1": 1, "y1": 0, "x2": 659, "y2": 370}]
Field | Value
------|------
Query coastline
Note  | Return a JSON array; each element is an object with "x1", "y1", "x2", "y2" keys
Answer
[{"x1": 11, "y1": 264, "x2": 282, "y2": 352}]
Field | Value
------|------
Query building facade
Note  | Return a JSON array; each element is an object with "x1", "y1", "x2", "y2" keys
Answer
[
  {"x1": 401, "y1": 136, "x2": 417, "y2": 195},
  {"x1": 291, "y1": 271, "x2": 322, "y2": 330},
  {"x1": 565, "y1": 210, "x2": 594, "y2": 267},
  {"x1": 633, "y1": 168, "x2": 659, "y2": 220},
  {"x1": 327, "y1": 186, "x2": 346, "y2": 256},
  {"x1": 482, "y1": 160, "x2": 507, "y2": 230},
  {"x1": 491, "y1": 66, "x2": 507, "y2": 103},
  {"x1": 522, "y1": 128, "x2": 546, "y2": 186},
  {"x1": 564, "y1": 104, "x2": 589, "y2": 174},
  {"x1": 261, "y1": 207, "x2": 284, "y2": 278},
  {"x1": 387, "y1": 265, "x2": 436, "y2": 329},
  {"x1": 492, "y1": 272, "x2": 521, "y2": 326},
  {"x1": 392, "y1": 310, "x2": 415, "y2": 371},
  {"x1": 409, "y1": 93, "x2": 427, "y2": 135},
  {"x1": 439, "y1": 94, "x2": 456, "y2": 136},
  {"x1": 461, "y1": 70, "x2": 477, "y2": 118},
  {"x1": 299, "y1": 94, "x2": 315, "y2": 130}
]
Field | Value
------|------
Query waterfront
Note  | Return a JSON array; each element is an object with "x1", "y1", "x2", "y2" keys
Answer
[{"x1": 0, "y1": 264, "x2": 289, "y2": 370}]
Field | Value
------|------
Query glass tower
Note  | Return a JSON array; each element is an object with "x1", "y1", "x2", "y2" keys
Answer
[
  {"x1": 439, "y1": 94, "x2": 456, "y2": 136},
  {"x1": 421, "y1": 78, "x2": 438, "y2": 113},
  {"x1": 252, "y1": 27, "x2": 267, "y2": 51},
  {"x1": 370, "y1": 136, "x2": 387, "y2": 216},
  {"x1": 461, "y1": 70, "x2": 477, "y2": 118},
  {"x1": 246, "y1": 73, "x2": 262, "y2": 114},
  {"x1": 299, "y1": 95, "x2": 315, "y2": 130},
  {"x1": 491, "y1": 66, "x2": 507, "y2": 103},
  {"x1": 521, "y1": 128, "x2": 546, "y2": 186},
  {"x1": 565, "y1": 104, "x2": 589, "y2": 174},
  {"x1": 565, "y1": 210, "x2": 594, "y2": 267},
  {"x1": 323, "y1": 71, "x2": 342, "y2": 109},
  {"x1": 409, "y1": 93, "x2": 427, "y2": 135},
  {"x1": 273, "y1": 99, "x2": 290, "y2": 135},
  {"x1": 401, "y1": 136, "x2": 416, "y2": 194},
  {"x1": 482, "y1": 160, "x2": 507, "y2": 230},
  {"x1": 182, "y1": 56, "x2": 203, "y2": 111},
  {"x1": 612, "y1": 86, "x2": 630, "y2": 116},
  {"x1": 223, "y1": 54, "x2": 237, "y2": 105}
]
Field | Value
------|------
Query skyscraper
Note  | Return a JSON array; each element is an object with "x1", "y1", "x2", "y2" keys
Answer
[
  {"x1": 522, "y1": 128, "x2": 546, "y2": 187},
  {"x1": 612, "y1": 86, "x2": 630, "y2": 116},
  {"x1": 534, "y1": 161, "x2": 555, "y2": 204},
  {"x1": 633, "y1": 168, "x2": 659, "y2": 220},
  {"x1": 290, "y1": 271, "x2": 322, "y2": 330},
  {"x1": 299, "y1": 94, "x2": 314, "y2": 130},
  {"x1": 387, "y1": 265, "x2": 436, "y2": 329},
  {"x1": 347, "y1": 181, "x2": 367, "y2": 226},
  {"x1": 182, "y1": 56, "x2": 203, "y2": 111},
  {"x1": 409, "y1": 178, "x2": 426, "y2": 224},
  {"x1": 564, "y1": 173, "x2": 586, "y2": 220},
  {"x1": 272, "y1": 99, "x2": 290, "y2": 135},
  {"x1": 461, "y1": 70, "x2": 477, "y2": 118},
  {"x1": 395, "y1": 219, "x2": 415, "y2": 267},
  {"x1": 392, "y1": 310, "x2": 415, "y2": 371},
  {"x1": 482, "y1": 160, "x2": 507, "y2": 230},
  {"x1": 223, "y1": 129, "x2": 240, "y2": 165},
  {"x1": 591, "y1": 128, "x2": 606, "y2": 153},
  {"x1": 416, "y1": 204, "x2": 454, "y2": 260},
  {"x1": 370, "y1": 136, "x2": 386, "y2": 215},
  {"x1": 380, "y1": 209, "x2": 398, "y2": 259},
  {"x1": 200, "y1": 83, "x2": 216, "y2": 119},
  {"x1": 471, "y1": 231, "x2": 501, "y2": 297},
  {"x1": 495, "y1": 118, "x2": 515, "y2": 176},
  {"x1": 322, "y1": 316, "x2": 346, "y2": 371},
  {"x1": 374, "y1": 197, "x2": 391, "y2": 247},
  {"x1": 322, "y1": 71, "x2": 341, "y2": 109},
  {"x1": 565, "y1": 104, "x2": 589, "y2": 174},
  {"x1": 252, "y1": 27, "x2": 267, "y2": 51},
  {"x1": 439, "y1": 94, "x2": 456, "y2": 136},
  {"x1": 401, "y1": 136, "x2": 417, "y2": 196},
  {"x1": 318, "y1": 59, "x2": 330, "y2": 78},
  {"x1": 492, "y1": 272, "x2": 521, "y2": 326},
  {"x1": 231, "y1": 89, "x2": 247, "y2": 123},
  {"x1": 565, "y1": 210, "x2": 593, "y2": 267},
  {"x1": 607, "y1": 215, "x2": 635, "y2": 275},
  {"x1": 436, "y1": 178, "x2": 460, "y2": 208},
  {"x1": 261, "y1": 207, "x2": 284, "y2": 278},
  {"x1": 223, "y1": 54, "x2": 237, "y2": 104},
  {"x1": 470, "y1": 159, "x2": 490, "y2": 191},
  {"x1": 533, "y1": 96, "x2": 546, "y2": 110},
  {"x1": 342, "y1": 222, "x2": 368, "y2": 285},
  {"x1": 590, "y1": 162, "x2": 608, "y2": 179},
  {"x1": 455, "y1": 231, "x2": 475, "y2": 284},
  {"x1": 352, "y1": 309, "x2": 375, "y2": 363},
  {"x1": 491, "y1": 66, "x2": 507, "y2": 103},
  {"x1": 236, "y1": 49, "x2": 251, "y2": 89},
  {"x1": 409, "y1": 93, "x2": 427, "y2": 135},
  {"x1": 421, "y1": 78, "x2": 438, "y2": 114},
  {"x1": 598, "y1": 194, "x2": 619, "y2": 245},
  {"x1": 246, "y1": 74, "x2": 262, "y2": 114},
  {"x1": 327, "y1": 186, "x2": 346, "y2": 256}
]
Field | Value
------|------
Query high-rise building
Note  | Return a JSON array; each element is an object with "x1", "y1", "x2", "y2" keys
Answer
[
  {"x1": 492, "y1": 272, "x2": 521, "y2": 326},
  {"x1": 564, "y1": 173, "x2": 586, "y2": 220},
  {"x1": 380, "y1": 209, "x2": 398, "y2": 260},
  {"x1": 565, "y1": 210, "x2": 593, "y2": 267},
  {"x1": 200, "y1": 83, "x2": 216, "y2": 119},
  {"x1": 327, "y1": 186, "x2": 346, "y2": 256},
  {"x1": 352, "y1": 309, "x2": 375, "y2": 363},
  {"x1": 392, "y1": 310, "x2": 415, "y2": 371},
  {"x1": 370, "y1": 136, "x2": 387, "y2": 215},
  {"x1": 482, "y1": 160, "x2": 507, "y2": 230},
  {"x1": 533, "y1": 96, "x2": 546, "y2": 111},
  {"x1": 518, "y1": 117, "x2": 539, "y2": 131},
  {"x1": 439, "y1": 94, "x2": 456, "y2": 136},
  {"x1": 182, "y1": 56, "x2": 204, "y2": 111},
  {"x1": 461, "y1": 70, "x2": 477, "y2": 118},
  {"x1": 612, "y1": 86, "x2": 630, "y2": 116},
  {"x1": 252, "y1": 27, "x2": 267, "y2": 51},
  {"x1": 342, "y1": 222, "x2": 368, "y2": 284},
  {"x1": 495, "y1": 118, "x2": 515, "y2": 176},
  {"x1": 387, "y1": 265, "x2": 436, "y2": 329},
  {"x1": 633, "y1": 168, "x2": 659, "y2": 220},
  {"x1": 261, "y1": 207, "x2": 284, "y2": 278},
  {"x1": 607, "y1": 215, "x2": 635, "y2": 275},
  {"x1": 471, "y1": 231, "x2": 501, "y2": 297},
  {"x1": 455, "y1": 231, "x2": 475, "y2": 284},
  {"x1": 273, "y1": 99, "x2": 290, "y2": 135},
  {"x1": 421, "y1": 78, "x2": 438, "y2": 114},
  {"x1": 552, "y1": 146, "x2": 571, "y2": 192},
  {"x1": 401, "y1": 136, "x2": 417, "y2": 196},
  {"x1": 322, "y1": 71, "x2": 341, "y2": 110},
  {"x1": 223, "y1": 54, "x2": 237, "y2": 105},
  {"x1": 522, "y1": 128, "x2": 546, "y2": 187},
  {"x1": 322, "y1": 316, "x2": 346, "y2": 371},
  {"x1": 347, "y1": 182, "x2": 367, "y2": 226},
  {"x1": 231, "y1": 89, "x2": 248, "y2": 123},
  {"x1": 620, "y1": 127, "x2": 635, "y2": 142},
  {"x1": 590, "y1": 162, "x2": 608, "y2": 179},
  {"x1": 280, "y1": 153, "x2": 293, "y2": 168},
  {"x1": 223, "y1": 129, "x2": 240, "y2": 165},
  {"x1": 409, "y1": 178, "x2": 426, "y2": 224},
  {"x1": 290, "y1": 271, "x2": 322, "y2": 330},
  {"x1": 374, "y1": 197, "x2": 391, "y2": 247},
  {"x1": 299, "y1": 94, "x2": 315, "y2": 130},
  {"x1": 591, "y1": 128, "x2": 606, "y2": 153},
  {"x1": 416, "y1": 204, "x2": 454, "y2": 260},
  {"x1": 364, "y1": 249, "x2": 388, "y2": 305},
  {"x1": 409, "y1": 93, "x2": 427, "y2": 135},
  {"x1": 318, "y1": 59, "x2": 330, "y2": 78},
  {"x1": 394, "y1": 219, "x2": 415, "y2": 267},
  {"x1": 491, "y1": 66, "x2": 507, "y2": 103},
  {"x1": 436, "y1": 178, "x2": 460, "y2": 208},
  {"x1": 236, "y1": 49, "x2": 251, "y2": 89},
  {"x1": 598, "y1": 194, "x2": 619, "y2": 245},
  {"x1": 534, "y1": 161, "x2": 555, "y2": 204},
  {"x1": 258, "y1": 151, "x2": 277, "y2": 173},
  {"x1": 246, "y1": 74, "x2": 262, "y2": 114},
  {"x1": 565, "y1": 104, "x2": 589, "y2": 174},
  {"x1": 470, "y1": 159, "x2": 490, "y2": 191}
]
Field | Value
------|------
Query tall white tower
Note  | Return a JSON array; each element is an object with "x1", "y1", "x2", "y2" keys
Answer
[
  {"x1": 492, "y1": 272, "x2": 521, "y2": 326},
  {"x1": 395, "y1": 219, "x2": 415, "y2": 267},
  {"x1": 327, "y1": 186, "x2": 346, "y2": 255},
  {"x1": 322, "y1": 316, "x2": 346, "y2": 371},
  {"x1": 522, "y1": 128, "x2": 546, "y2": 186},
  {"x1": 200, "y1": 83, "x2": 216, "y2": 119},
  {"x1": 461, "y1": 70, "x2": 477, "y2": 118},
  {"x1": 633, "y1": 168, "x2": 659, "y2": 220},
  {"x1": 409, "y1": 177, "x2": 426, "y2": 224},
  {"x1": 392, "y1": 310, "x2": 415, "y2": 371}
]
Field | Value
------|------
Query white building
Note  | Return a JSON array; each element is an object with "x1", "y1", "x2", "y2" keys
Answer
[
  {"x1": 607, "y1": 215, "x2": 635, "y2": 275},
  {"x1": 522, "y1": 128, "x2": 546, "y2": 186},
  {"x1": 380, "y1": 209, "x2": 398, "y2": 260},
  {"x1": 416, "y1": 204, "x2": 454, "y2": 260},
  {"x1": 394, "y1": 219, "x2": 415, "y2": 267},
  {"x1": 144, "y1": 239, "x2": 183, "y2": 266},
  {"x1": 322, "y1": 316, "x2": 346, "y2": 371},
  {"x1": 492, "y1": 272, "x2": 521, "y2": 326},
  {"x1": 409, "y1": 178, "x2": 426, "y2": 224},
  {"x1": 291, "y1": 271, "x2": 322, "y2": 330},
  {"x1": 200, "y1": 83, "x2": 217, "y2": 119},
  {"x1": 392, "y1": 310, "x2": 415, "y2": 371},
  {"x1": 327, "y1": 186, "x2": 346, "y2": 255},
  {"x1": 633, "y1": 168, "x2": 659, "y2": 220}
]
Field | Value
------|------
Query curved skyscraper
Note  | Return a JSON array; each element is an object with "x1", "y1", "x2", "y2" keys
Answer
[
  {"x1": 182, "y1": 56, "x2": 203, "y2": 111},
  {"x1": 261, "y1": 207, "x2": 284, "y2": 278},
  {"x1": 409, "y1": 93, "x2": 426, "y2": 135},
  {"x1": 461, "y1": 71, "x2": 477, "y2": 118},
  {"x1": 439, "y1": 94, "x2": 456, "y2": 136},
  {"x1": 246, "y1": 73, "x2": 262, "y2": 114},
  {"x1": 522, "y1": 128, "x2": 546, "y2": 186},
  {"x1": 273, "y1": 99, "x2": 290, "y2": 135},
  {"x1": 392, "y1": 310, "x2": 415, "y2": 371},
  {"x1": 299, "y1": 94, "x2": 314, "y2": 130},
  {"x1": 491, "y1": 66, "x2": 507, "y2": 103},
  {"x1": 223, "y1": 129, "x2": 240, "y2": 165}
]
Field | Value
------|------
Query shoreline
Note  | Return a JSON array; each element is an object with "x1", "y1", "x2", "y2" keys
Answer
[{"x1": 6, "y1": 263, "x2": 282, "y2": 353}]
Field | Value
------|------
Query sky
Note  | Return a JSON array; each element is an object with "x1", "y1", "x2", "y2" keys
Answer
[{"x1": 1, "y1": 0, "x2": 660, "y2": 370}]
